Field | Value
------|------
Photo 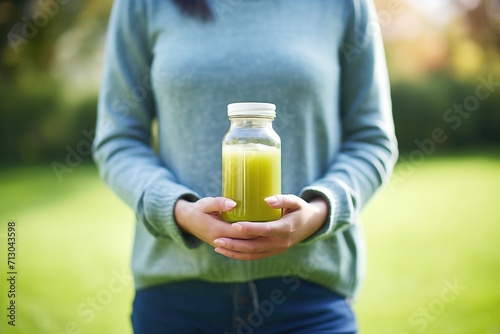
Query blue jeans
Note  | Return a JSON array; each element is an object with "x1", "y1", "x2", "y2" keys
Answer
[{"x1": 132, "y1": 277, "x2": 358, "y2": 334}]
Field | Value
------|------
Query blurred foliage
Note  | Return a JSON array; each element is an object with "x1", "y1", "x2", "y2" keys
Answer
[
  {"x1": 377, "y1": 0, "x2": 500, "y2": 152},
  {"x1": 0, "y1": 0, "x2": 110, "y2": 165},
  {"x1": 0, "y1": 0, "x2": 111, "y2": 76},
  {"x1": 0, "y1": 77, "x2": 98, "y2": 165},
  {"x1": 0, "y1": 0, "x2": 499, "y2": 165},
  {"x1": 392, "y1": 73, "x2": 500, "y2": 152},
  {"x1": 465, "y1": 0, "x2": 500, "y2": 49}
]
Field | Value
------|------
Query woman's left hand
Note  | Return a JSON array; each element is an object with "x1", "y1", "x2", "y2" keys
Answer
[{"x1": 213, "y1": 194, "x2": 328, "y2": 260}]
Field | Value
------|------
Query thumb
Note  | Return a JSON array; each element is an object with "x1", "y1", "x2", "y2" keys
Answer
[{"x1": 265, "y1": 194, "x2": 302, "y2": 210}]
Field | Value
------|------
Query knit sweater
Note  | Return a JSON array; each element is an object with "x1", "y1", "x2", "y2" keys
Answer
[{"x1": 93, "y1": 0, "x2": 398, "y2": 298}]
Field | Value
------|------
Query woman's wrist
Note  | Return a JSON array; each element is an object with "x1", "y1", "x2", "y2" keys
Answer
[
  {"x1": 174, "y1": 199, "x2": 192, "y2": 234},
  {"x1": 307, "y1": 197, "x2": 329, "y2": 234},
  {"x1": 310, "y1": 196, "x2": 328, "y2": 216}
]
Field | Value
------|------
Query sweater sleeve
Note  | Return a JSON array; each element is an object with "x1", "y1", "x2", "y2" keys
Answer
[
  {"x1": 300, "y1": 0, "x2": 398, "y2": 244},
  {"x1": 92, "y1": 0, "x2": 202, "y2": 248}
]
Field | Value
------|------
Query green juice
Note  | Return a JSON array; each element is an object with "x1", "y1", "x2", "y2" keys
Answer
[{"x1": 222, "y1": 145, "x2": 282, "y2": 222}]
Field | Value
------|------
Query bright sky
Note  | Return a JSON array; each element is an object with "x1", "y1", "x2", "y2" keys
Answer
[
  {"x1": 404, "y1": 0, "x2": 481, "y2": 25},
  {"x1": 380, "y1": 0, "x2": 484, "y2": 41}
]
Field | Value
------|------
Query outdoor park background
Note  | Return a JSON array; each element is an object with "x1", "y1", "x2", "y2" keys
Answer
[{"x1": 0, "y1": 0, "x2": 499, "y2": 333}]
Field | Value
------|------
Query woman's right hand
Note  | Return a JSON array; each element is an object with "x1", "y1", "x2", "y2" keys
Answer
[{"x1": 174, "y1": 197, "x2": 256, "y2": 247}]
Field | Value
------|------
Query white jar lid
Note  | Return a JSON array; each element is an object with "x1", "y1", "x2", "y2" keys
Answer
[{"x1": 227, "y1": 102, "x2": 276, "y2": 117}]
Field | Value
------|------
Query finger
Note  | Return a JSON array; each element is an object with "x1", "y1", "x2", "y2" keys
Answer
[
  {"x1": 214, "y1": 247, "x2": 280, "y2": 261},
  {"x1": 265, "y1": 194, "x2": 303, "y2": 210},
  {"x1": 214, "y1": 237, "x2": 288, "y2": 254},
  {"x1": 232, "y1": 220, "x2": 292, "y2": 237},
  {"x1": 207, "y1": 221, "x2": 259, "y2": 241},
  {"x1": 198, "y1": 197, "x2": 237, "y2": 213}
]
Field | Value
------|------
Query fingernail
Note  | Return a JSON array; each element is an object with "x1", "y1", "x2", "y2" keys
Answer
[
  {"x1": 214, "y1": 239, "x2": 225, "y2": 246},
  {"x1": 232, "y1": 223, "x2": 243, "y2": 231},
  {"x1": 265, "y1": 196, "x2": 279, "y2": 204},
  {"x1": 224, "y1": 200, "x2": 237, "y2": 209}
]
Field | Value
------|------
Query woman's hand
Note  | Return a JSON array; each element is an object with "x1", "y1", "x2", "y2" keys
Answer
[
  {"x1": 213, "y1": 194, "x2": 328, "y2": 260},
  {"x1": 174, "y1": 197, "x2": 257, "y2": 247}
]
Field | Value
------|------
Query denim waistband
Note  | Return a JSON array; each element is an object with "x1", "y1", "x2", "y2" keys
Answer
[{"x1": 132, "y1": 277, "x2": 357, "y2": 334}]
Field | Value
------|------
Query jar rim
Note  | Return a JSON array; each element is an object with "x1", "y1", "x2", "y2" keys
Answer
[{"x1": 227, "y1": 102, "x2": 276, "y2": 117}]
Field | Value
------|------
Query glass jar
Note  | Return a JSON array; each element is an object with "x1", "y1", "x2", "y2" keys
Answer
[{"x1": 221, "y1": 102, "x2": 282, "y2": 222}]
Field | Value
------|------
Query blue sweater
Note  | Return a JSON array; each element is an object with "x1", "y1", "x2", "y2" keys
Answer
[{"x1": 93, "y1": 0, "x2": 398, "y2": 298}]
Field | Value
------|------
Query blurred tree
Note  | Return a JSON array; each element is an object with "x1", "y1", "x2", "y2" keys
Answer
[
  {"x1": 0, "y1": 0, "x2": 498, "y2": 165},
  {"x1": 0, "y1": 0, "x2": 111, "y2": 81},
  {"x1": 463, "y1": 0, "x2": 500, "y2": 49},
  {"x1": 0, "y1": 0, "x2": 111, "y2": 165}
]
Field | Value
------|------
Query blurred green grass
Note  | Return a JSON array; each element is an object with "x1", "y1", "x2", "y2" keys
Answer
[
  {"x1": 0, "y1": 165, "x2": 135, "y2": 334},
  {"x1": 0, "y1": 152, "x2": 499, "y2": 334},
  {"x1": 357, "y1": 152, "x2": 500, "y2": 333}
]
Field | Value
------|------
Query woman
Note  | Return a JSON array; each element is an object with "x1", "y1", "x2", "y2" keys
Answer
[{"x1": 93, "y1": 0, "x2": 398, "y2": 333}]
